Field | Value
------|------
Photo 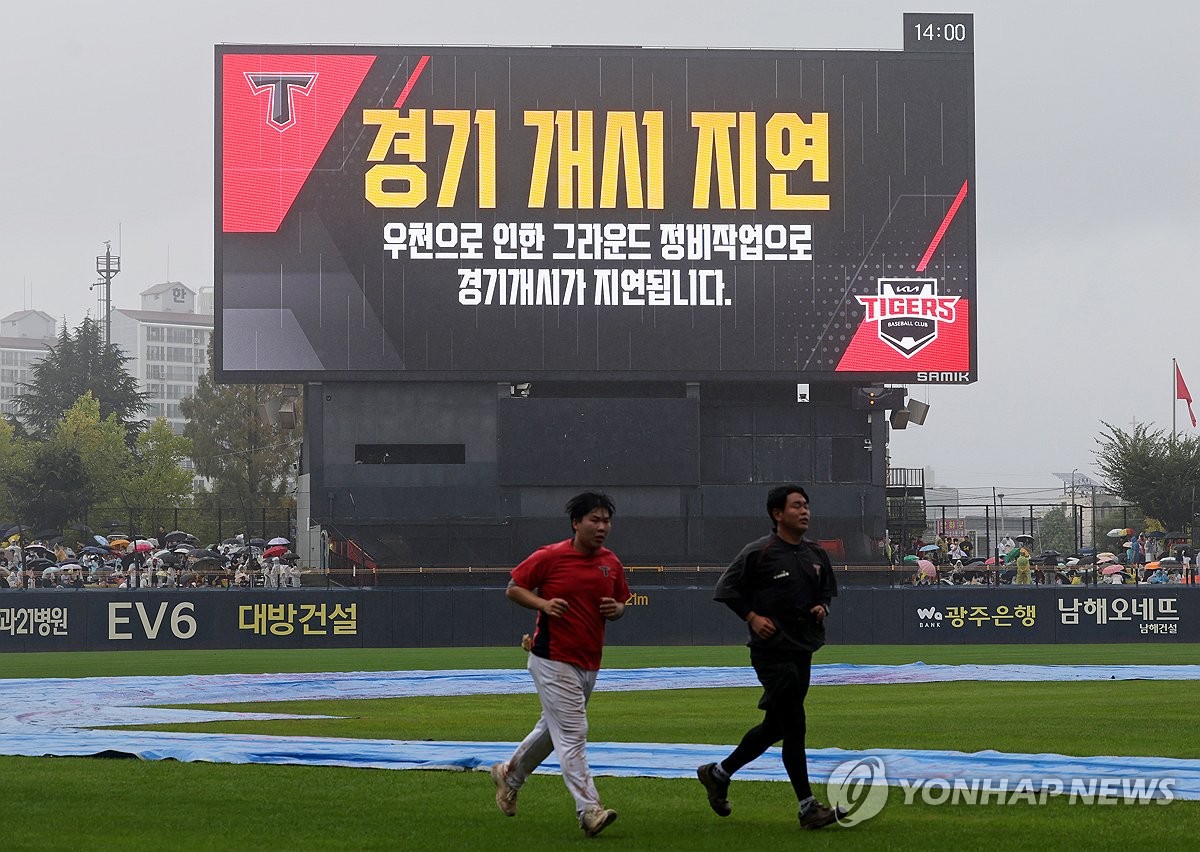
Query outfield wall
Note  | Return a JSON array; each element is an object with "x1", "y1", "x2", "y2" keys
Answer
[{"x1": 1, "y1": 587, "x2": 1194, "y2": 652}]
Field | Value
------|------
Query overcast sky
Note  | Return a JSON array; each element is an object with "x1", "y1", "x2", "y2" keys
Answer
[{"x1": 3, "y1": 1, "x2": 1198, "y2": 499}]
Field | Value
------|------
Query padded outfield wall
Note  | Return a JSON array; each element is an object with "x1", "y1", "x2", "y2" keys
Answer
[{"x1": 2, "y1": 587, "x2": 1193, "y2": 652}]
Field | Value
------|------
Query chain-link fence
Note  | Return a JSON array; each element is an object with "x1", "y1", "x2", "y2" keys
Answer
[{"x1": 80, "y1": 505, "x2": 296, "y2": 548}]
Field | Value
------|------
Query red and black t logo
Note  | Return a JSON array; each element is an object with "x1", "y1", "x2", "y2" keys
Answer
[{"x1": 244, "y1": 72, "x2": 317, "y2": 131}]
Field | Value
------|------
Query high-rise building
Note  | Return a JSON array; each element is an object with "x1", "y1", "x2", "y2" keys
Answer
[
  {"x1": 0, "y1": 310, "x2": 56, "y2": 421},
  {"x1": 109, "y1": 282, "x2": 213, "y2": 436}
]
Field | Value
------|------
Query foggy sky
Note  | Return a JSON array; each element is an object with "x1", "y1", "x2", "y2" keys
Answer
[{"x1": 3, "y1": 0, "x2": 1197, "y2": 499}]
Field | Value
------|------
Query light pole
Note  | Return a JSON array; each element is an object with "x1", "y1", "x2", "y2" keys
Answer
[
  {"x1": 1071, "y1": 469, "x2": 1079, "y2": 554},
  {"x1": 90, "y1": 241, "x2": 120, "y2": 349}
]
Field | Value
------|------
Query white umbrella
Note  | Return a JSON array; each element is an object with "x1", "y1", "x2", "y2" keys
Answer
[{"x1": 267, "y1": 536, "x2": 290, "y2": 546}]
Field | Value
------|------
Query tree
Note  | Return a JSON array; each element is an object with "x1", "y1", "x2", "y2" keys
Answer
[
  {"x1": 1094, "y1": 421, "x2": 1200, "y2": 532},
  {"x1": 126, "y1": 418, "x2": 195, "y2": 528},
  {"x1": 180, "y1": 340, "x2": 300, "y2": 525},
  {"x1": 2, "y1": 394, "x2": 137, "y2": 531},
  {"x1": 6, "y1": 442, "x2": 91, "y2": 531},
  {"x1": 1034, "y1": 505, "x2": 1076, "y2": 554},
  {"x1": 13, "y1": 316, "x2": 148, "y2": 443}
]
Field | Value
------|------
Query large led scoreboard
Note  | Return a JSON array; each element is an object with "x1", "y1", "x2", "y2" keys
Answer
[{"x1": 215, "y1": 13, "x2": 976, "y2": 385}]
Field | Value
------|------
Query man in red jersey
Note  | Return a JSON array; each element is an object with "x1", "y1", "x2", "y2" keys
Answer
[{"x1": 490, "y1": 492, "x2": 629, "y2": 838}]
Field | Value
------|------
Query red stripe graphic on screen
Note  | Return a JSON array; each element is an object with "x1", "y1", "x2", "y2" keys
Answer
[
  {"x1": 916, "y1": 179, "x2": 969, "y2": 272},
  {"x1": 222, "y1": 54, "x2": 376, "y2": 233},
  {"x1": 837, "y1": 179, "x2": 971, "y2": 372},
  {"x1": 394, "y1": 55, "x2": 430, "y2": 108}
]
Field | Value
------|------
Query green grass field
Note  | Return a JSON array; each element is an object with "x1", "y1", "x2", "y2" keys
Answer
[{"x1": 3, "y1": 645, "x2": 1197, "y2": 850}]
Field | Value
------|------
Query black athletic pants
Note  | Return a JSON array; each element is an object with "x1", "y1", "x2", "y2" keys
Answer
[{"x1": 720, "y1": 646, "x2": 815, "y2": 802}]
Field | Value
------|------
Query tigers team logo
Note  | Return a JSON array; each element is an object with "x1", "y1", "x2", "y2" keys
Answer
[
  {"x1": 244, "y1": 72, "x2": 318, "y2": 131},
  {"x1": 855, "y1": 278, "x2": 959, "y2": 358}
]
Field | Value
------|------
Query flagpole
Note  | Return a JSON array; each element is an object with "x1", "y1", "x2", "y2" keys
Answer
[{"x1": 1174, "y1": 358, "x2": 1178, "y2": 440}]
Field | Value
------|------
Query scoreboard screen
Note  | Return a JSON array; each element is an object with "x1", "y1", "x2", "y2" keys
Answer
[{"x1": 216, "y1": 13, "x2": 975, "y2": 383}]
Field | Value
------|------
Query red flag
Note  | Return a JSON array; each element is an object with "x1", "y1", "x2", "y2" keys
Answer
[{"x1": 1176, "y1": 363, "x2": 1197, "y2": 427}]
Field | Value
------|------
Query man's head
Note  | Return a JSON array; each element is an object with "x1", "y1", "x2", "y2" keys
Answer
[
  {"x1": 567, "y1": 492, "x2": 616, "y2": 554},
  {"x1": 767, "y1": 484, "x2": 811, "y2": 541}
]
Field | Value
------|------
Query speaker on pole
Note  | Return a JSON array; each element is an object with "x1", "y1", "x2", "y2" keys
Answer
[
  {"x1": 889, "y1": 408, "x2": 910, "y2": 430},
  {"x1": 907, "y1": 399, "x2": 930, "y2": 425}
]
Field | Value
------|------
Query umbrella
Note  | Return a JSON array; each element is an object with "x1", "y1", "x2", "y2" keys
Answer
[
  {"x1": 81, "y1": 546, "x2": 110, "y2": 555},
  {"x1": 917, "y1": 559, "x2": 937, "y2": 579},
  {"x1": 1107, "y1": 528, "x2": 1132, "y2": 538},
  {"x1": 98, "y1": 519, "x2": 124, "y2": 529},
  {"x1": 163, "y1": 530, "x2": 191, "y2": 542},
  {"x1": 249, "y1": 537, "x2": 268, "y2": 547},
  {"x1": 1144, "y1": 531, "x2": 1166, "y2": 539},
  {"x1": 1014, "y1": 534, "x2": 1035, "y2": 543},
  {"x1": 918, "y1": 543, "x2": 940, "y2": 552},
  {"x1": 131, "y1": 540, "x2": 155, "y2": 552},
  {"x1": 262, "y1": 545, "x2": 289, "y2": 559},
  {"x1": 268, "y1": 536, "x2": 290, "y2": 546},
  {"x1": 1101, "y1": 564, "x2": 1126, "y2": 575},
  {"x1": 93, "y1": 534, "x2": 110, "y2": 546},
  {"x1": 1159, "y1": 556, "x2": 1179, "y2": 565},
  {"x1": 3, "y1": 524, "x2": 29, "y2": 538},
  {"x1": 25, "y1": 557, "x2": 54, "y2": 568},
  {"x1": 280, "y1": 550, "x2": 299, "y2": 561},
  {"x1": 190, "y1": 556, "x2": 226, "y2": 570}
]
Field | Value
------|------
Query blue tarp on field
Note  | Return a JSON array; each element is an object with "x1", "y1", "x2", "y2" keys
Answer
[{"x1": 1, "y1": 664, "x2": 1195, "y2": 799}]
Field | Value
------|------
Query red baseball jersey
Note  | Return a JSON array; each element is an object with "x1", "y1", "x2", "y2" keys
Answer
[{"x1": 511, "y1": 539, "x2": 630, "y2": 671}]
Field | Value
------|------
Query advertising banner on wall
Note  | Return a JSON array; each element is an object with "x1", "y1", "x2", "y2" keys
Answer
[{"x1": 216, "y1": 14, "x2": 976, "y2": 384}]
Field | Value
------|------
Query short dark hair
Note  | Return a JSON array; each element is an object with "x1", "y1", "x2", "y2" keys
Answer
[
  {"x1": 566, "y1": 492, "x2": 616, "y2": 524},
  {"x1": 766, "y1": 484, "x2": 809, "y2": 521}
]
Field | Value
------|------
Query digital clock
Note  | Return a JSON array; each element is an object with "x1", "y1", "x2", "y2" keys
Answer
[{"x1": 903, "y1": 12, "x2": 973, "y2": 53}]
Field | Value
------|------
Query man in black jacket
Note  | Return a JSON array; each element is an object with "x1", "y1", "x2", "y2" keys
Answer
[{"x1": 697, "y1": 483, "x2": 840, "y2": 830}]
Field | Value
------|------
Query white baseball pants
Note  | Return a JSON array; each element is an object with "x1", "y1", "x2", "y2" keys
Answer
[{"x1": 503, "y1": 653, "x2": 600, "y2": 815}]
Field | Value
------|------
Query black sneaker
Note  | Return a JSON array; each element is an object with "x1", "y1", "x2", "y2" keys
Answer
[
  {"x1": 798, "y1": 799, "x2": 838, "y2": 830},
  {"x1": 696, "y1": 763, "x2": 732, "y2": 817}
]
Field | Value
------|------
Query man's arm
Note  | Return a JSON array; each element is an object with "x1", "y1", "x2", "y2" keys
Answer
[
  {"x1": 810, "y1": 546, "x2": 837, "y2": 622},
  {"x1": 715, "y1": 536, "x2": 776, "y2": 639},
  {"x1": 506, "y1": 579, "x2": 568, "y2": 617},
  {"x1": 599, "y1": 597, "x2": 625, "y2": 620}
]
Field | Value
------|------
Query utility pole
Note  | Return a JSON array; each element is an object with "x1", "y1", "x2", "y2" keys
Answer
[{"x1": 91, "y1": 241, "x2": 121, "y2": 348}]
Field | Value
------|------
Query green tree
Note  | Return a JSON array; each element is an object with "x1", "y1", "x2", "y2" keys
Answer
[
  {"x1": 56, "y1": 393, "x2": 130, "y2": 508},
  {"x1": 125, "y1": 418, "x2": 195, "y2": 530},
  {"x1": 2, "y1": 394, "x2": 143, "y2": 532},
  {"x1": 0, "y1": 419, "x2": 31, "y2": 527},
  {"x1": 1094, "y1": 422, "x2": 1200, "y2": 532},
  {"x1": 6, "y1": 442, "x2": 90, "y2": 531},
  {"x1": 180, "y1": 341, "x2": 300, "y2": 529},
  {"x1": 1034, "y1": 505, "x2": 1076, "y2": 554},
  {"x1": 13, "y1": 316, "x2": 147, "y2": 443}
]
